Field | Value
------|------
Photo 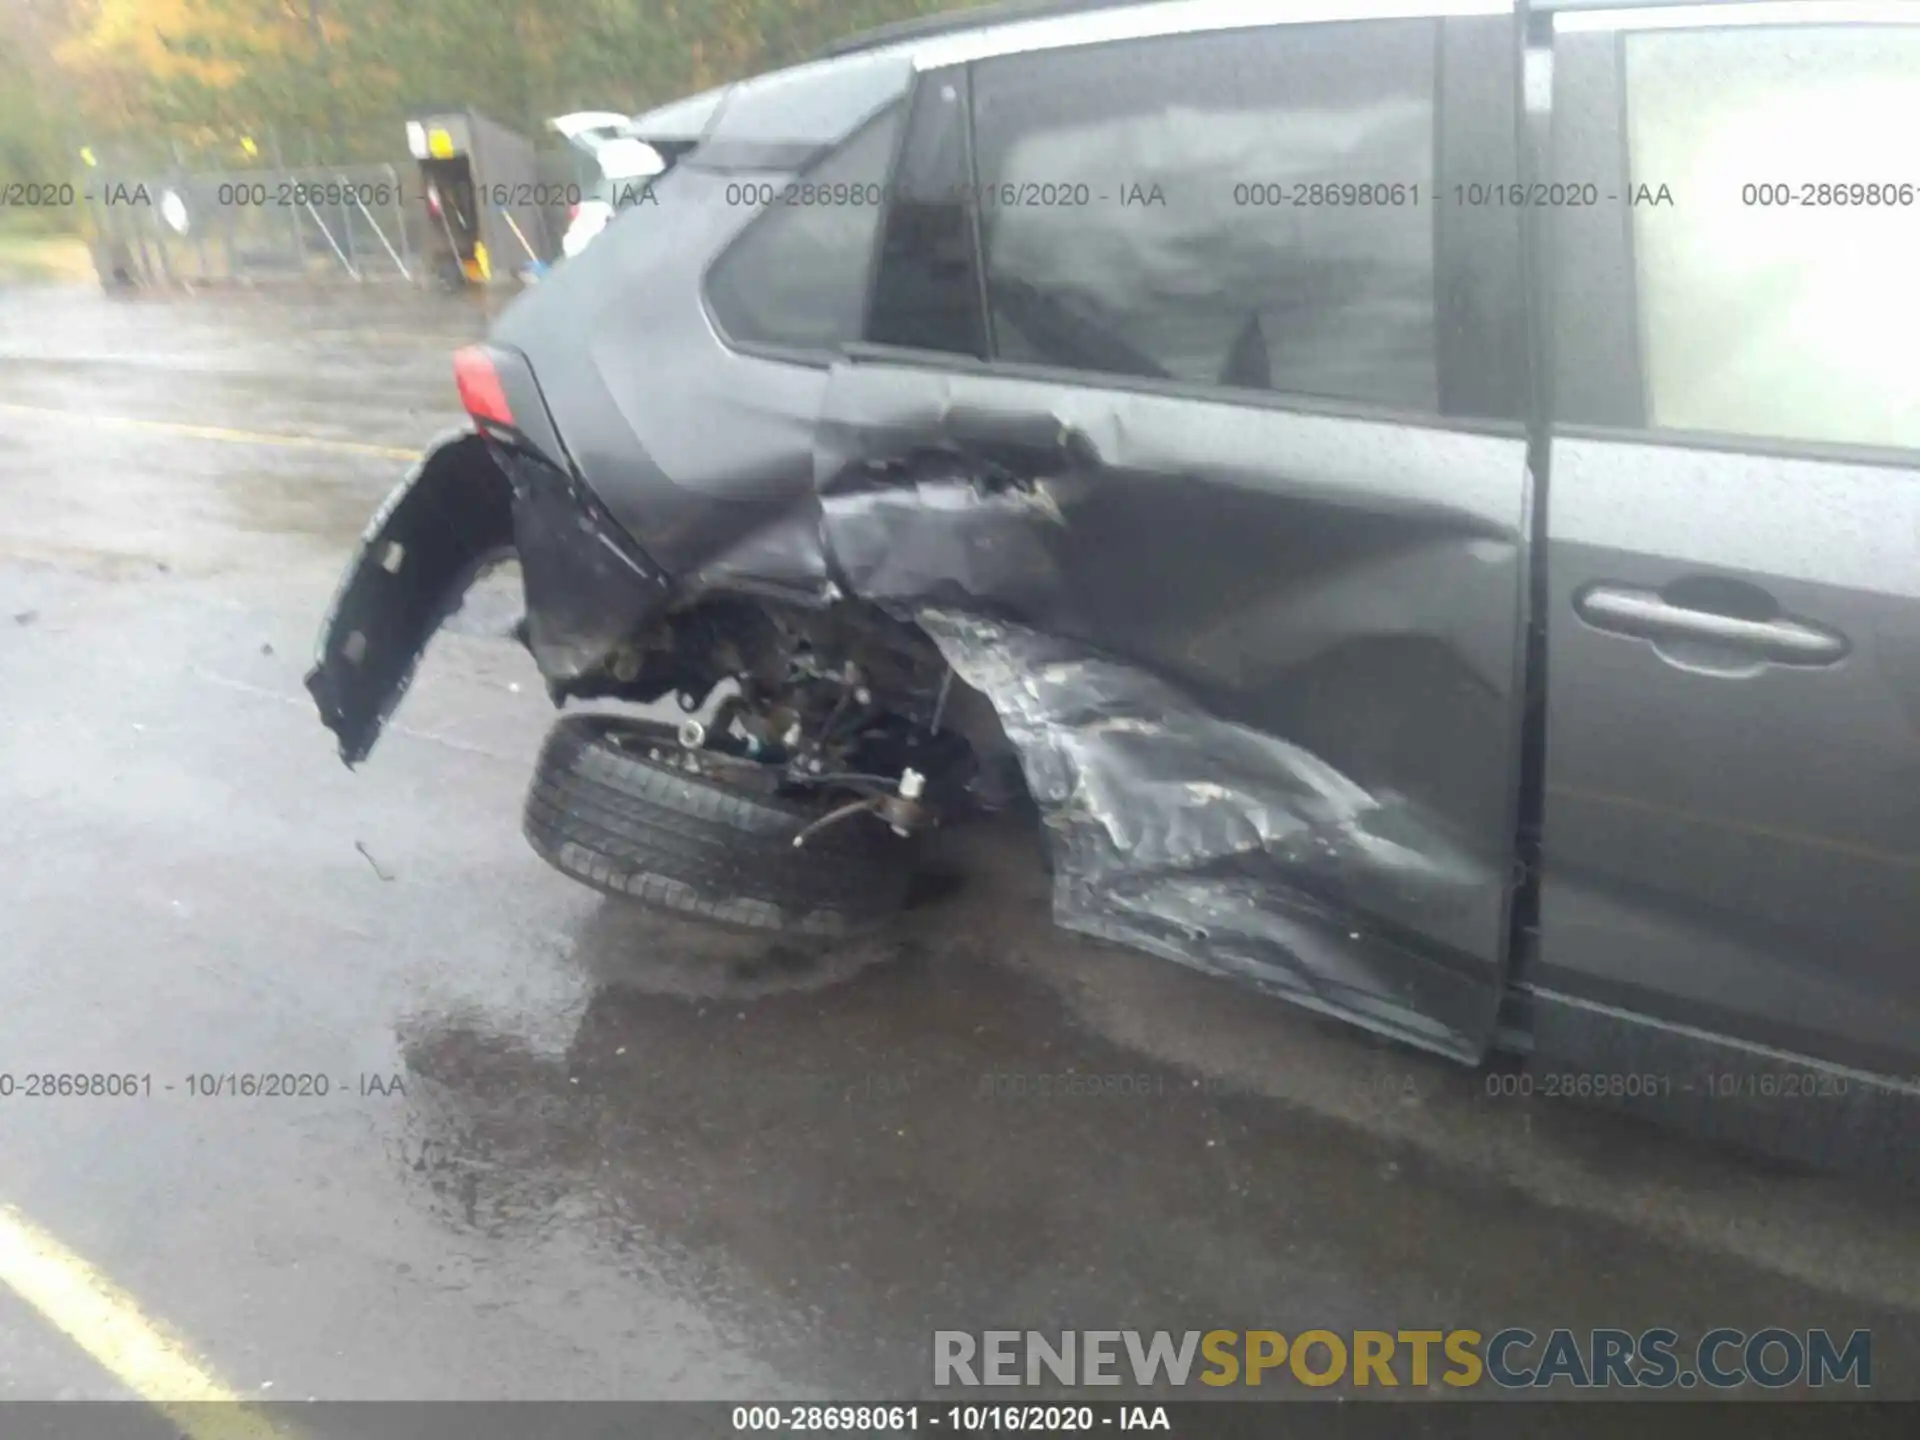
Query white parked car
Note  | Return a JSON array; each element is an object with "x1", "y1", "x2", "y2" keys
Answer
[{"x1": 549, "y1": 108, "x2": 691, "y2": 257}]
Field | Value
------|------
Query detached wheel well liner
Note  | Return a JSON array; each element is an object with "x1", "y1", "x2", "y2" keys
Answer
[{"x1": 307, "y1": 430, "x2": 515, "y2": 766}]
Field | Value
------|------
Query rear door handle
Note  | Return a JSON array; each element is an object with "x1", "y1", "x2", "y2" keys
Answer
[{"x1": 1575, "y1": 585, "x2": 1849, "y2": 665}]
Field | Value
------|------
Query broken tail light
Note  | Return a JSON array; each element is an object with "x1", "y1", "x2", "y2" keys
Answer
[
  {"x1": 454, "y1": 343, "x2": 571, "y2": 473},
  {"x1": 453, "y1": 345, "x2": 514, "y2": 430}
]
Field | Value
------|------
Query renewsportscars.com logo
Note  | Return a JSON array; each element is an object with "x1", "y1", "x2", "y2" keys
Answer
[{"x1": 933, "y1": 1328, "x2": 1872, "y2": 1390}]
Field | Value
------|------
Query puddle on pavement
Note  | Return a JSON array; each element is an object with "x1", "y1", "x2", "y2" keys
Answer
[{"x1": 383, "y1": 826, "x2": 1920, "y2": 1396}]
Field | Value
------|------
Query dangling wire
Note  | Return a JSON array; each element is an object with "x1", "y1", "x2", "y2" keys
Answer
[{"x1": 790, "y1": 797, "x2": 884, "y2": 848}]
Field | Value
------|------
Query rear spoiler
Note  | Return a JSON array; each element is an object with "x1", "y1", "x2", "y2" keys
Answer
[{"x1": 622, "y1": 86, "x2": 730, "y2": 147}]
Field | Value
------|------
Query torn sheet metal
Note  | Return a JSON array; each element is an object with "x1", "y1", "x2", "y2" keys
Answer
[
  {"x1": 816, "y1": 445, "x2": 1079, "y2": 630},
  {"x1": 811, "y1": 367, "x2": 1528, "y2": 1062},
  {"x1": 909, "y1": 610, "x2": 1497, "y2": 1061}
]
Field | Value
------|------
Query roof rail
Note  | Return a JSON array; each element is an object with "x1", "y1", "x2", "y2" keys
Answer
[{"x1": 814, "y1": 0, "x2": 1160, "y2": 59}]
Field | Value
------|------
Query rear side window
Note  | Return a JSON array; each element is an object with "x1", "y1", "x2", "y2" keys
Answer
[
  {"x1": 1622, "y1": 25, "x2": 1920, "y2": 451},
  {"x1": 966, "y1": 20, "x2": 1440, "y2": 410},
  {"x1": 704, "y1": 104, "x2": 904, "y2": 354}
]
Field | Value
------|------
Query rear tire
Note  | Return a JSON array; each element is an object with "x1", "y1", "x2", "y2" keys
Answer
[{"x1": 523, "y1": 715, "x2": 913, "y2": 935}]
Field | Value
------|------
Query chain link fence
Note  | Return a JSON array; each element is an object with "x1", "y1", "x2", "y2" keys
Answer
[
  {"x1": 89, "y1": 162, "x2": 429, "y2": 287},
  {"x1": 85, "y1": 144, "x2": 581, "y2": 289}
]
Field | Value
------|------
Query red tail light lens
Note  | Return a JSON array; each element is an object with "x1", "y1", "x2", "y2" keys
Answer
[{"x1": 452, "y1": 346, "x2": 514, "y2": 428}]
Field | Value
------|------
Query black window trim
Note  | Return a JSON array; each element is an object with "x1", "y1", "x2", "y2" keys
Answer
[
  {"x1": 1436, "y1": 11, "x2": 1532, "y2": 423},
  {"x1": 852, "y1": 65, "x2": 990, "y2": 356}
]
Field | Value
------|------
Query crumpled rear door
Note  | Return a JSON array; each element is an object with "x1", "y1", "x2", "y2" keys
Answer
[{"x1": 813, "y1": 358, "x2": 1533, "y2": 1062}]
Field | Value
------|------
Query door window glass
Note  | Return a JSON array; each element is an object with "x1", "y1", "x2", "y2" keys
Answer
[
  {"x1": 1624, "y1": 26, "x2": 1920, "y2": 451},
  {"x1": 969, "y1": 20, "x2": 1439, "y2": 411}
]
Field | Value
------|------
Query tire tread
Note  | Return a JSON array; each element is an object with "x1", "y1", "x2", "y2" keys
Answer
[{"x1": 523, "y1": 715, "x2": 911, "y2": 934}]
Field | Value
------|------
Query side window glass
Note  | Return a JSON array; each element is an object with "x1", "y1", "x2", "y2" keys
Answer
[
  {"x1": 1623, "y1": 25, "x2": 1920, "y2": 451},
  {"x1": 705, "y1": 104, "x2": 904, "y2": 354},
  {"x1": 969, "y1": 20, "x2": 1440, "y2": 411},
  {"x1": 865, "y1": 71, "x2": 987, "y2": 357}
]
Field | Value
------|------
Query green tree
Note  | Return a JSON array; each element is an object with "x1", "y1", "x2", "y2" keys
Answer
[{"x1": 5, "y1": 0, "x2": 1006, "y2": 173}]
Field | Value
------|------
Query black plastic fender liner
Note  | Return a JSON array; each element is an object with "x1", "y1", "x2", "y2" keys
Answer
[
  {"x1": 501, "y1": 446, "x2": 674, "y2": 692},
  {"x1": 307, "y1": 429, "x2": 516, "y2": 765}
]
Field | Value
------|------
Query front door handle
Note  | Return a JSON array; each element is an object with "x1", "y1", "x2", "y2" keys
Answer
[{"x1": 1575, "y1": 585, "x2": 1849, "y2": 666}]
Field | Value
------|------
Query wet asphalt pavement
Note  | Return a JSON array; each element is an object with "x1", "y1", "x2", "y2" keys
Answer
[{"x1": 1, "y1": 280, "x2": 1917, "y2": 1408}]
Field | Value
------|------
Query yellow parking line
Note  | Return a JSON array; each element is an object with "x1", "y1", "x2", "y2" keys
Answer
[
  {"x1": 0, "y1": 401, "x2": 417, "y2": 461},
  {"x1": 0, "y1": 1203, "x2": 287, "y2": 1437}
]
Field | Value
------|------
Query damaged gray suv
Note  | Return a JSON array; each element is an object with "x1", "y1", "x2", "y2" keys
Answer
[{"x1": 309, "y1": 0, "x2": 1920, "y2": 1180}]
